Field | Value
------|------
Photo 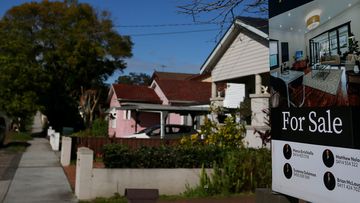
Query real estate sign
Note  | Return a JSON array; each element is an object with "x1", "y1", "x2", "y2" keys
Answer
[
  {"x1": 272, "y1": 107, "x2": 360, "y2": 202},
  {"x1": 269, "y1": 0, "x2": 360, "y2": 202}
]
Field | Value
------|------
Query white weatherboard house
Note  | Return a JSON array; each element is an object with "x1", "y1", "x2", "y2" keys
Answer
[{"x1": 201, "y1": 16, "x2": 270, "y2": 148}]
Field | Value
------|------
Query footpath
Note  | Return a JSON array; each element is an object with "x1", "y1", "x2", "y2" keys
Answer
[{"x1": 3, "y1": 138, "x2": 76, "y2": 203}]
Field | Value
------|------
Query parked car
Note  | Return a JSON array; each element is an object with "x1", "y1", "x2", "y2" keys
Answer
[{"x1": 124, "y1": 124, "x2": 197, "y2": 139}]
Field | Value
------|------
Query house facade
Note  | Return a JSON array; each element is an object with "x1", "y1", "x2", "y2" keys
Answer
[
  {"x1": 200, "y1": 16, "x2": 270, "y2": 148},
  {"x1": 107, "y1": 72, "x2": 211, "y2": 138},
  {"x1": 107, "y1": 84, "x2": 162, "y2": 137}
]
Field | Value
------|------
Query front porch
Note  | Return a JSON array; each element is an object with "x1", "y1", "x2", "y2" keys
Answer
[{"x1": 116, "y1": 102, "x2": 210, "y2": 139}]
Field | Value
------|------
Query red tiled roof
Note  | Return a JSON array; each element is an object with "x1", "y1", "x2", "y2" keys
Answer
[
  {"x1": 152, "y1": 71, "x2": 199, "y2": 81},
  {"x1": 187, "y1": 73, "x2": 211, "y2": 81},
  {"x1": 156, "y1": 79, "x2": 211, "y2": 104},
  {"x1": 112, "y1": 84, "x2": 161, "y2": 104}
]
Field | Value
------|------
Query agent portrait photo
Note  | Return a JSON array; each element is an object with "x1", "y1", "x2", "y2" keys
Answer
[
  {"x1": 283, "y1": 163, "x2": 293, "y2": 179},
  {"x1": 283, "y1": 144, "x2": 292, "y2": 160},
  {"x1": 322, "y1": 149, "x2": 334, "y2": 168},
  {"x1": 323, "y1": 171, "x2": 336, "y2": 191}
]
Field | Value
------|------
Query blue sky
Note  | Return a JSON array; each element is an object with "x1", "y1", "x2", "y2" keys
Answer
[{"x1": 0, "y1": 0, "x2": 261, "y2": 83}]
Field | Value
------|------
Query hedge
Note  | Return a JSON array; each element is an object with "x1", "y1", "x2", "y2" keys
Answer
[
  {"x1": 102, "y1": 144, "x2": 225, "y2": 168},
  {"x1": 102, "y1": 143, "x2": 271, "y2": 194}
]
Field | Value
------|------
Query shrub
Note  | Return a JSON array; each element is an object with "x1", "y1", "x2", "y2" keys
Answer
[
  {"x1": 205, "y1": 116, "x2": 245, "y2": 148},
  {"x1": 103, "y1": 143, "x2": 271, "y2": 196},
  {"x1": 102, "y1": 144, "x2": 223, "y2": 168},
  {"x1": 71, "y1": 118, "x2": 107, "y2": 137},
  {"x1": 91, "y1": 118, "x2": 108, "y2": 137},
  {"x1": 102, "y1": 144, "x2": 133, "y2": 168},
  {"x1": 71, "y1": 129, "x2": 91, "y2": 137},
  {"x1": 239, "y1": 97, "x2": 252, "y2": 124},
  {"x1": 183, "y1": 148, "x2": 271, "y2": 197},
  {"x1": 181, "y1": 116, "x2": 246, "y2": 148}
]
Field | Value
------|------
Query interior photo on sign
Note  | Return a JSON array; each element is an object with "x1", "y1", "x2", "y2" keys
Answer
[{"x1": 269, "y1": 0, "x2": 360, "y2": 108}]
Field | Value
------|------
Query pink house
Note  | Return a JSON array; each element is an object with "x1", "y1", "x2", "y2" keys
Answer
[{"x1": 107, "y1": 72, "x2": 211, "y2": 138}]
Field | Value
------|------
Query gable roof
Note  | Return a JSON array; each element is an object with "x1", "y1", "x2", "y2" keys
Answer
[
  {"x1": 152, "y1": 71, "x2": 200, "y2": 81},
  {"x1": 236, "y1": 16, "x2": 268, "y2": 35},
  {"x1": 186, "y1": 72, "x2": 211, "y2": 81},
  {"x1": 112, "y1": 84, "x2": 161, "y2": 104},
  {"x1": 200, "y1": 16, "x2": 268, "y2": 74},
  {"x1": 155, "y1": 79, "x2": 211, "y2": 105}
]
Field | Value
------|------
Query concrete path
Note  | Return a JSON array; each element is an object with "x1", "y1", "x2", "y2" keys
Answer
[{"x1": 3, "y1": 138, "x2": 76, "y2": 203}]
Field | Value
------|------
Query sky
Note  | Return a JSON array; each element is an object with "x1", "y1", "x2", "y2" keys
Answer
[{"x1": 0, "y1": 0, "x2": 261, "y2": 84}]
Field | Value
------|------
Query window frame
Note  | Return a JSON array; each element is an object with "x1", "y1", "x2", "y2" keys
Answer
[{"x1": 270, "y1": 39, "x2": 280, "y2": 70}]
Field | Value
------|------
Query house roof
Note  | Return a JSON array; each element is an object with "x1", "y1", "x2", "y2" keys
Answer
[
  {"x1": 117, "y1": 102, "x2": 210, "y2": 114},
  {"x1": 152, "y1": 71, "x2": 199, "y2": 81},
  {"x1": 155, "y1": 79, "x2": 211, "y2": 105},
  {"x1": 112, "y1": 84, "x2": 162, "y2": 104},
  {"x1": 186, "y1": 72, "x2": 211, "y2": 81},
  {"x1": 236, "y1": 16, "x2": 268, "y2": 35},
  {"x1": 200, "y1": 16, "x2": 268, "y2": 74}
]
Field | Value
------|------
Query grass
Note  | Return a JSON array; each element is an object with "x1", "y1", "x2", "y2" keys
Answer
[
  {"x1": 170, "y1": 192, "x2": 254, "y2": 201},
  {"x1": 79, "y1": 193, "x2": 126, "y2": 203},
  {"x1": 2, "y1": 131, "x2": 33, "y2": 153},
  {"x1": 78, "y1": 192, "x2": 255, "y2": 203},
  {"x1": 6, "y1": 131, "x2": 33, "y2": 142}
]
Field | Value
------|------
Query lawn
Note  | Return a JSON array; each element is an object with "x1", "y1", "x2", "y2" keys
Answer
[
  {"x1": 3, "y1": 131, "x2": 32, "y2": 152},
  {"x1": 5, "y1": 131, "x2": 33, "y2": 142},
  {"x1": 78, "y1": 193, "x2": 255, "y2": 203}
]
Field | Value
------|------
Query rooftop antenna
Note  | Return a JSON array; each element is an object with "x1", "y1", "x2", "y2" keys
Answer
[{"x1": 160, "y1": 65, "x2": 167, "y2": 72}]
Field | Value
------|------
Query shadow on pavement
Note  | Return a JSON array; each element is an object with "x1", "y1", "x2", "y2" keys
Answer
[
  {"x1": 2, "y1": 142, "x2": 31, "y2": 149},
  {"x1": 30, "y1": 131, "x2": 47, "y2": 138}
]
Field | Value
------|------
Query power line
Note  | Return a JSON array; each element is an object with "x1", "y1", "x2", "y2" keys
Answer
[
  {"x1": 125, "y1": 28, "x2": 220, "y2": 37},
  {"x1": 115, "y1": 22, "x2": 231, "y2": 28},
  {"x1": 118, "y1": 22, "x2": 268, "y2": 38}
]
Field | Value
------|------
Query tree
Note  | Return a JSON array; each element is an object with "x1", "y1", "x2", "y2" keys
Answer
[
  {"x1": 178, "y1": 0, "x2": 268, "y2": 41},
  {"x1": 0, "y1": 1, "x2": 133, "y2": 131},
  {"x1": 178, "y1": 0, "x2": 268, "y2": 22},
  {"x1": 117, "y1": 72, "x2": 151, "y2": 86},
  {"x1": 79, "y1": 87, "x2": 101, "y2": 128}
]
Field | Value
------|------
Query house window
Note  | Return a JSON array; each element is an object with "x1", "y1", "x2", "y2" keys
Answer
[
  {"x1": 123, "y1": 110, "x2": 131, "y2": 120},
  {"x1": 309, "y1": 22, "x2": 350, "y2": 65},
  {"x1": 270, "y1": 40, "x2": 279, "y2": 69},
  {"x1": 281, "y1": 42, "x2": 289, "y2": 63}
]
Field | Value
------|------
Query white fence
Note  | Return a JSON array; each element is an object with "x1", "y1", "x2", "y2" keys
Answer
[
  {"x1": 74, "y1": 147, "x2": 211, "y2": 200},
  {"x1": 47, "y1": 126, "x2": 60, "y2": 151}
]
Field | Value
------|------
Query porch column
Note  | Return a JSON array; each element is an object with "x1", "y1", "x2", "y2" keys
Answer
[
  {"x1": 160, "y1": 111, "x2": 168, "y2": 139},
  {"x1": 211, "y1": 82, "x2": 217, "y2": 98},
  {"x1": 190, "y1": 114, "x2": 196, "y2": 129},
  {"x1": 135, "y1": 112, "x2": 139, "y2": 133},
  {"x1": 255, "y1": 74, "x2": 262, "y2": 94}
]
